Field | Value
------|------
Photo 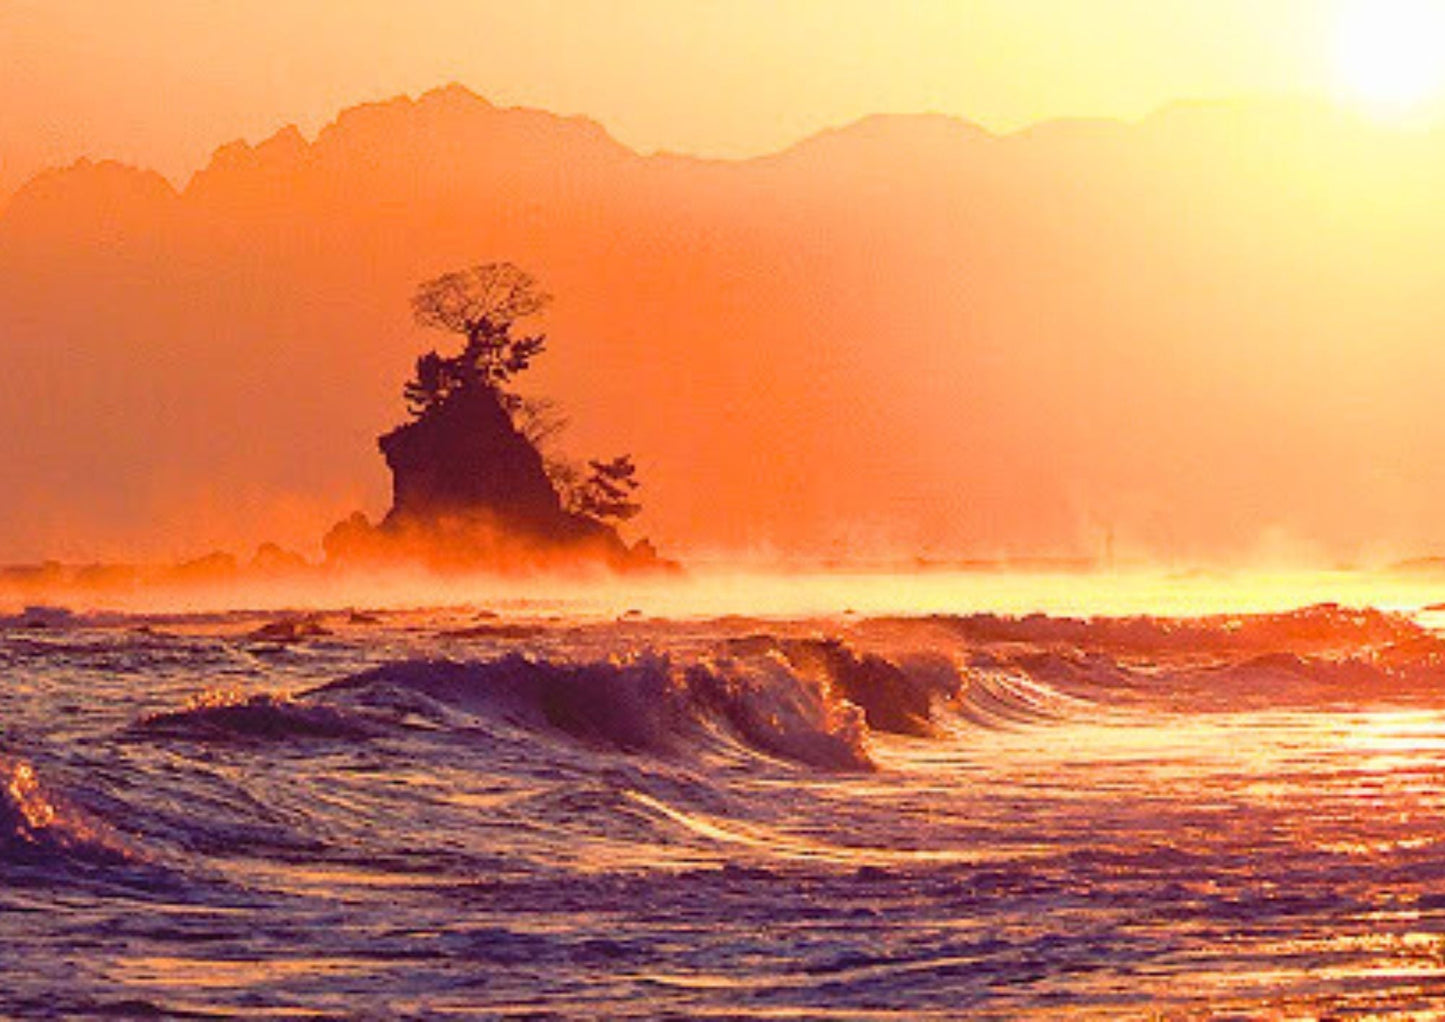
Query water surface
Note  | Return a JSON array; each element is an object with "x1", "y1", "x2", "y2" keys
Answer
[{"x1": 5, "y1": 601, "x2": 1445, "y2": 1017}]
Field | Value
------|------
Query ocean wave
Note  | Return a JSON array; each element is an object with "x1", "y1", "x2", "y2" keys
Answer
[
  {"x1": 125, "y1": 628, "x2": 1089, "y2": 772},
  {"x1": 853, "y1": 605, "x2": 1445, "y2": 711},
  {"x1": 723, "y1": 635, "x2": 1092, "y2": 733},
  {"x1": 949, "y1": 668, "x2": 1084, "y2": 729},
  {"x1": 727, "y1": 637, "x2": 960, "y2": 737},
  {"x1": 132, "y1": 692, "x2": 379, "y2": 743},
  {"x1": 958, "y1": 642, "x2": 1445, "y2": 712},
  {"x1": 0, "y1": 756, "x2": 130, "y2": 866},
  {"x1": 683, "y1": 656, "x2": 872, "y2": 770},
  {"x1": 884, "y1": 603, "x2": 1430, "y2": 656},
  {"x1": 309, "y1": 652, "x2": 877, "y2": 771},
  {"x1": 1175, "y1": 650, "x2": 1432, "y2": 708}
]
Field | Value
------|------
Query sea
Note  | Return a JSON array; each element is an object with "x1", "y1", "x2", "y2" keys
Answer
[{"x1": 6, "y1": 569, "x2": 1445, "y2": 1019}]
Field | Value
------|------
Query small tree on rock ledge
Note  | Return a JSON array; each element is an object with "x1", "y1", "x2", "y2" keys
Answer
[
  {"x1": 571, "y1": 455, "x2": 643, "y2": 522},
  {"x1": 406, "y1": 262, "x2": 551, "y2": 409}
]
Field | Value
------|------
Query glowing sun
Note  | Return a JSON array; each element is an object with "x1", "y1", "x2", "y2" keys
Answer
[{"x1": 1335, "y1": 0, "x2": 1445, "y2": 116}]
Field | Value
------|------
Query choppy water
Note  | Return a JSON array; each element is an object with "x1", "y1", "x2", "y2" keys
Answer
[{"x1": 7, "y1": 600, "x2": 1445, "y2": 1017}]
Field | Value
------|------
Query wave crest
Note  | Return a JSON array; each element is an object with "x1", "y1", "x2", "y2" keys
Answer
[
  {"x1": 133, "y1": 692, "x2": 378, "y2": 742},
  {"x1": 1, "y1": 757, "x2": 129, "y2": 865},
  {"x1": 741, "y1": 638, "x2": 958, "y2": 737},
  {"x1": 895, "y1": 603, "x2": 1428, "y2": 656},
  {"x1": 310, "y1": 652, "x2": 878, "y2": 771}
]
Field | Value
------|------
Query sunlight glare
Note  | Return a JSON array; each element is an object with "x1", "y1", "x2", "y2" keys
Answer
[{"x1": 1335, "y1": 0, "x2": 1445, "y2": 118}]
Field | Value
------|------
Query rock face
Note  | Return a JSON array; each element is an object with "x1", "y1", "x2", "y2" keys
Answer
[
  {"x1": 379, "y1": 387, "x2": 561, "y2": 534},
  {"x1": 338, "y1": 385, "x2": 667, "y2": 572}
]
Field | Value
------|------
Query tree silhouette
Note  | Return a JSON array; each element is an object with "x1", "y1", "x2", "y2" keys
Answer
[
  {"x1": 399, "y1": 263, "x2": 646, "y2": 527},
  {"x1": 409, "y1": 263, "x2": 550, "y2": 399},
  {"x1": 572, "y1": 455, "x2": 643, "y2": 522},
  {"x1": 403, "y1": 351, "x2": 456, "y2": 416},
  {"x1": 500, "y1": 393, "x2": 569, "y2": 450}
]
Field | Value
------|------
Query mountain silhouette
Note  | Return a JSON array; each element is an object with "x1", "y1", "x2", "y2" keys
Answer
[{"x1": 2, "y1": 85, "x2": 1444, "y2": 563}]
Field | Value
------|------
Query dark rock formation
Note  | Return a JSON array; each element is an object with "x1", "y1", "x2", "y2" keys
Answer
[
  {"x1": 325, "y1": 385, "x2": 671, "y2": 573},
  {"x1": 379, "y1": 387, "x2": 561, "y2": 535}
]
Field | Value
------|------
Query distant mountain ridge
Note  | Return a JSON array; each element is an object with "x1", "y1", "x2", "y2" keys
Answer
[{"x1": 2, "y1": 85, "x2": 1444, "y2": 564}]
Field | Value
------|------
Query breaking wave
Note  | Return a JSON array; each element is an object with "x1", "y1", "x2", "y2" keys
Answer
[
  {"x1": 860, "y1": 604, "x2": 1445, "y2": 710},
  {"x1": 132, "y1": 691, "x2": 380, "y2": 743},
  {"x1": 723, "y1": 637, "x2": 959, "y2": 737},
  {"x1": 308, "y1": 652, "x2": 879, "y2": 771},
  {"x1": 887, "y1": 602, "x2": 1431, "y2": 656},
  {"x1": 0, "y1": 756, "x2": 130, "y2": 866},
  {"x1": 950, "y1": 668, "x2": 1086, "y2": 729},
  {"x1": 117, "y1": 603, "x2": 1441, "y2": 782},
  {"x1": 125, "y1": 637, "x2": 1093, "y2": 772}
]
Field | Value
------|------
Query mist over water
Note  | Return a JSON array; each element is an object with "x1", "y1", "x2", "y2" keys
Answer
[
  {"x1": 7, "y1": 581, "x2": 1445, "y2": 1016},
  {"x1": 9, "y1": 562, "x2": 1445, "y2": 620}
]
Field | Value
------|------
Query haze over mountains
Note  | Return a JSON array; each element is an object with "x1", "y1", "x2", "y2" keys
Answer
[{"x1": 2, "y1": 84, "x2": 1444, "y2": 565}]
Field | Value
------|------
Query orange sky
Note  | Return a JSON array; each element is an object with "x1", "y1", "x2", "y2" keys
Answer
[
  {"x1": 0, "y1": 0, "x2": 1391, "y2": 195},
  {"x1": 4, "y1": 2, "x2": 1445, "y2": 569}
]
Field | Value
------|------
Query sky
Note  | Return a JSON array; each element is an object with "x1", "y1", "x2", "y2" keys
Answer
[
  {"x1": 0, "y1": 0, "x2": 1390, "y2": 194},
  {"x1": 4, "y1": 0, "x2": 1445, "y2": 569}
]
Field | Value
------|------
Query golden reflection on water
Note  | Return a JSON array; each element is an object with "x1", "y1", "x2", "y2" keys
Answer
[
  {"x1": 4, "y1": 759, "x2": 57, "y2": 831},
  {"x1": 111, "y1": 955, "x2": 376, "y2": 989},
  {"x1": 1341, "y1": 710, "x2": 1445, "y2": 760},
  {"x1": 621, "y1": 789, "x2": 1026, "y2": 868}
]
